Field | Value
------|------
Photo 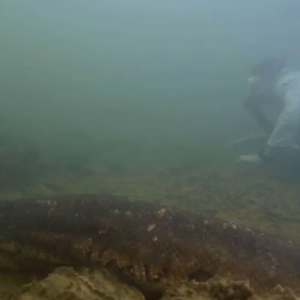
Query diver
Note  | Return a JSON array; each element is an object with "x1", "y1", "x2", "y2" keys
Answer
[{"x1": 237, "y1": 50, "x2": 300, "y2": 165}]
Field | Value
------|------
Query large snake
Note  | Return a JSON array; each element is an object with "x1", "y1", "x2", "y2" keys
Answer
[{"x1": 0, "y1": 194, "x2": 299, "y2": 298}]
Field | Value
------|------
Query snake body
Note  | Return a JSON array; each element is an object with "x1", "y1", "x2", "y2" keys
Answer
[{"x1": 0, "y1": 194, "x2": 299, "y2": 296}]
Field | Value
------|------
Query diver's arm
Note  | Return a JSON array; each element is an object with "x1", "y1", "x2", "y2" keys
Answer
[
  {"x1": 236, "y1": 98, "x2": 275, "y2": 165},
  {"x1": 243, "y1": 96, "x2": 274, "y2": 135},
  {"x1": 259, "y1": 102, "x2": 300, "y2": 162},
  {"x1": 249, "y1": 107, "x2": 274, "y2": 135}
]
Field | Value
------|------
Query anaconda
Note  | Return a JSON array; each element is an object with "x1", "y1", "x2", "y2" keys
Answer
[{"x1": 0, "y1": 194, "x2": 299, "y2": 297}]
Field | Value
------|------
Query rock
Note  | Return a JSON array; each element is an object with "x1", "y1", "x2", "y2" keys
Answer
[{"x1": 9, "y1": 267, "x2": 145, "y2": 300}]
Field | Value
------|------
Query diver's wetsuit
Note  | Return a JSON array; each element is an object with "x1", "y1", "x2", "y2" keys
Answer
[{"x1": 266, "y1": 69, "x2": 300, "y2": 152}]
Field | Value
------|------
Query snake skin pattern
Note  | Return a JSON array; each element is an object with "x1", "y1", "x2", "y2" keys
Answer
[{"x1": 0, "y1": 194, "x2": 299, "y2": 295}]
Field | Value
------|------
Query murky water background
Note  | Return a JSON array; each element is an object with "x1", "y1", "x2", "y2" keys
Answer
[{"x1": 1, "y1": 0, "x2": 300, "y2": 298}]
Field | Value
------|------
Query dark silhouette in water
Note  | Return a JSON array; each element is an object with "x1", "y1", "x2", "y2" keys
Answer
[{"x1": 0, "y1": 194, "x2": 300, "y2": 297}]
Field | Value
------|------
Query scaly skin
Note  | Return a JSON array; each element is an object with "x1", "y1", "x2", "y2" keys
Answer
[{"x1": 0, "y1": 194, "x2": 299, "y2": 295}]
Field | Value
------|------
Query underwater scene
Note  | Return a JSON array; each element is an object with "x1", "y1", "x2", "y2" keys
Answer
[{"x1": 1, "y1": 0, "x2": 300, "y2": 299}]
